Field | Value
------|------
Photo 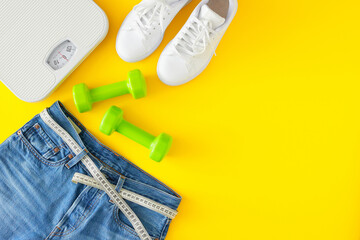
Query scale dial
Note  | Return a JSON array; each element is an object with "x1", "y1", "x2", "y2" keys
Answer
[{"x1": 47, "y1": 40, "x2": 77, "y2": 70}]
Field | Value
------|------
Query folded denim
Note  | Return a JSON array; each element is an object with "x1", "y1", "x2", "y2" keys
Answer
[{"x1": 0, "y1": 101, "x2": 181, "y2": 240}]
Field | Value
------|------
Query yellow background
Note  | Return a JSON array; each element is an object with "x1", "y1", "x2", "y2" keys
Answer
[{"x1": 1, "y1": 0, "x2": 360, "y2": 239}]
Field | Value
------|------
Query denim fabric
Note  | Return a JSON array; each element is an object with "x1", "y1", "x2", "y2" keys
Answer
[{"x1": 0, "y1": 101, "x2": 181, "y2": 240}]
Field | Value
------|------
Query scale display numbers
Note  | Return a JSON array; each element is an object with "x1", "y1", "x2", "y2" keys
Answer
[{"x1": 47, "y1": 40, "x2": 77, "y2": 70}]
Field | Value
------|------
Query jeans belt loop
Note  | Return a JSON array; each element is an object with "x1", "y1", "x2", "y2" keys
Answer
[
  {"x1": 115, "y1": 175, "x2": 126, "y2": 192},
  {"x1": 65, "y1": 148, "x2": 89, "y2": 169},
  {"x1": 109, "y1": 176, "x2": 126, "y2": 204}
]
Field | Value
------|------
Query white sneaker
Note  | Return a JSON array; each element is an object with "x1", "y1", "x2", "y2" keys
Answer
[
  {"x1": 157, "y1": 0, "x2": 237, "y2": 86},
  {"x1": 116, "y1": 0, "x2": 191, "y2": 62}
]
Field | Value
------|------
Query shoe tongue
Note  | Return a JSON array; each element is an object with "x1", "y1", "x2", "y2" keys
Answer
[{"x1": 198, "y1": 4, "x2": 225, "y2": 29}]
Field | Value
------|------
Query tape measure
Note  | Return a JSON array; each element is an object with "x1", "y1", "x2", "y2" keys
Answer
[
  {"x1": 72, "y1": 173, "x2": 177, "y2": 219},
  {"x1": 40, "y1": 109, "x2": 151, "y2": 240}
]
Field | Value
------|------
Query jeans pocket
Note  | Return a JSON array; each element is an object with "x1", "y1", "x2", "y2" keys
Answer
[{"x1": 20, "y1": 122, "x2": 70, "y2": 166}]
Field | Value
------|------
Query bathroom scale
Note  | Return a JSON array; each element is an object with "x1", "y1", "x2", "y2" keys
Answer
[{"x1": 0, "y1": 0, "x2": 109, "y2": 102}]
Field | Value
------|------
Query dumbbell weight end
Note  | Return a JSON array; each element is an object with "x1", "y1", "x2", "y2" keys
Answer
[
  {"x1": 149, "y1": 133, "x2": 172, "y2": 162},
  {"x1": 73, "y1": 83, "x2": 92, "y2": 113}
]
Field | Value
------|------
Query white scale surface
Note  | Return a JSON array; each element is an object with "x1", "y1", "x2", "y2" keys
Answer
[{"x1": 0, "y1": 0, "x2": 109, "y2": 102}]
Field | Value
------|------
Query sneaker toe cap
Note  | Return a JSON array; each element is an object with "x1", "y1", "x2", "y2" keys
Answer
[
  {"x1": 116, "y1": 30, "x2": 147, "y2": 62},
  {"x1": 157, "y1": 55, "x2": 190, "y2": 86}
]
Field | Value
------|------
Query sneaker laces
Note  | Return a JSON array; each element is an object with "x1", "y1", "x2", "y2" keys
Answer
[
  {"x1": 133, "y1": 0, "x2": 170, "y2": 38},
  {"x1": 174, "y1": 17, "x2": 216, "y2": 57}
]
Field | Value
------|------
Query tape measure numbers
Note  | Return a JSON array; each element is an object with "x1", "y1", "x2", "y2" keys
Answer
[
  {"x1": 40, "y1": 109, "x2": 152, "y2": 240},
  {"x1": 72, "y1": 173, "x2": 177, "y2": 219}
]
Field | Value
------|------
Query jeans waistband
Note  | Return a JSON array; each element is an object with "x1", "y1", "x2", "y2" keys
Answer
[{"x1": 21, "y1": 101, "x2": 181, "y2": 211}]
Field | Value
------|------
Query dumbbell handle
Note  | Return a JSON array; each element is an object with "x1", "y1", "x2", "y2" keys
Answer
[
  {"x1": 116, "y1": 121, "x2": 155, "y2": 149},
  {"x1": 90, "y1": 81, "x2": 129, "y2": 103}
]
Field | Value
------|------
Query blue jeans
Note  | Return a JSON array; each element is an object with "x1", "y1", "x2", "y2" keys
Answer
[{"x1": 0, "y1": 101, "x2": 181, "y2": 240}]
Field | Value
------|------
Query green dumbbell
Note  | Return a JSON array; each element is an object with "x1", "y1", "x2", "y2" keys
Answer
[
  {"x1": 100, "y1": 106, "x2": 172, "y2": 162},
  {"x1": 73, "y1": 69, "x2": 147, "y2": 113}
]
